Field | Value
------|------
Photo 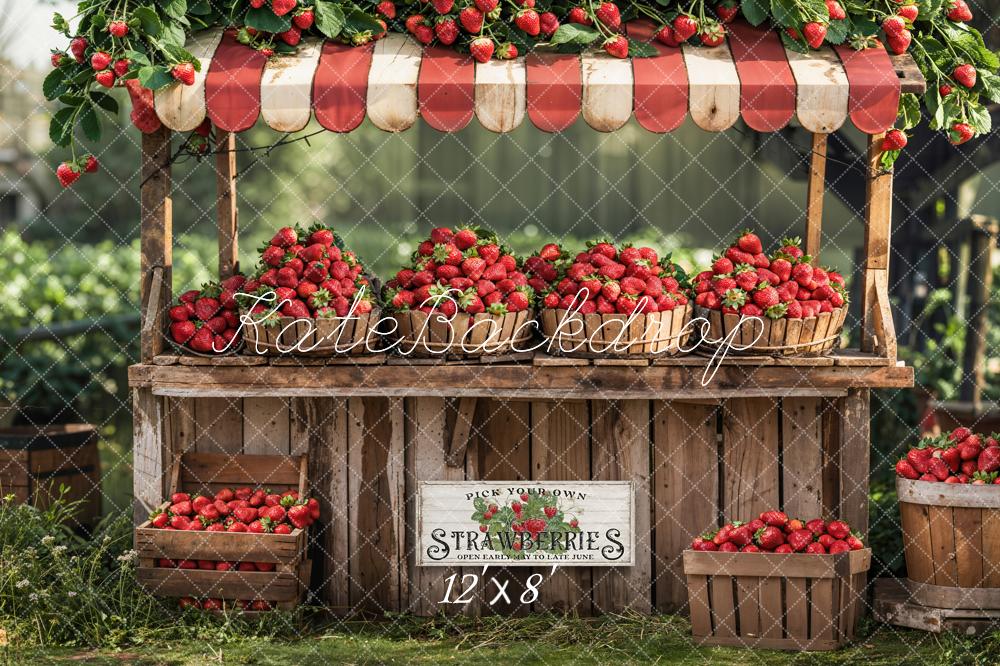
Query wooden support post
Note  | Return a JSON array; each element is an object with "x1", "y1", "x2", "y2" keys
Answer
[
  {"x1": 861, "y1": 133, "x2": 896, "y2": 361},
  {"x1": 446, "y1": 397, "x2": 478, "y2": 467},
  {"x1": 133, "y1": 388, "x2": 165, "y2": 525},
  {"x1": 838, "y1": 389, "x2": 870, "y2": 537},
  {"x1": 805, "y1": 133, "x2": 827, "y2": 260},
  {"x1": 959, "y1": 216, "x2": 998, "y2": 407},
  {"x1": 216, "y1": 132, "x2": 239, "y2": 279},
  {"x1": 140, "y1": 127, "x2": 173, "y2": 362}
]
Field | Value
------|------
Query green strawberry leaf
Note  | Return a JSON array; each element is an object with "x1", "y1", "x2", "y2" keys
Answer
[
  {"x1": 315, "y1": 0, "x2": 346, "y2": 38},
  {"x1": 550, "y1": 24, "x2": 600, "y2": 47},
  {"x1": 245, "y1": 6, "x2": 292, "y2": 33},
  {"x1": 741, "y1": 0, "x2": 769, "y2": 26}
]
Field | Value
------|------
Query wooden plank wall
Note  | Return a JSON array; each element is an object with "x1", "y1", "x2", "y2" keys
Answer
[{"x1": 164, "y1": 391, "x2": 868, "y2": 616}]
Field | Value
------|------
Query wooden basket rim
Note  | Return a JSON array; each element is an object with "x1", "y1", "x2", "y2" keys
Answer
[
  {"x1": 693, "y1": 306, "x2": 846, "y2": 354},
  {"x1": 896, "y1": 476, "x2": 1000, "y2": 508},
  {"x1": 682, "y1": 548, "x2": 872, "y2": 578}
]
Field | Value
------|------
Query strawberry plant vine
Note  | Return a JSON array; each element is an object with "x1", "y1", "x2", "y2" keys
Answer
[{"x1": 46, "y1": 0, "x2": 999, "y2": 184}]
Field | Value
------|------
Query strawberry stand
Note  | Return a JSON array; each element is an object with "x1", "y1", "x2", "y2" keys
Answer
[{"x1": 126, "y1": 23, "x2": 924, "y2": 622}]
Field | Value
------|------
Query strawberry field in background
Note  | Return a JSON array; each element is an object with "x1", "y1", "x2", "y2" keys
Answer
[{"x1": 44, "y1": 0, "x2": 1000, "y2": 180}]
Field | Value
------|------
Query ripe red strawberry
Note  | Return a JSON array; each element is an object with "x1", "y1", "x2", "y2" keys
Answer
[
  {"x1": 280, "y1": 27, "x2": 302, "y2": 46},
  {"x1": 712, "y1": 256, "x2": 734, "y2": 275},
  {"x1": 595, "y1": 2, "x2": 621, "y2": 29},
  {"x1": 700, "y1": 23, "x2": 726, "y2": 47},
  {"x1": 826, "y1": 520, "x2": 850, "y2": 540},
  {"x1": 293, "y1": 9, "x2": 315, "y2": 29},
  {"x1": 655, "y1": 24, "x2": 680, "y2": 47},
  {"x1": 949, "y1": 122, "x2": 974, "y2": 145},
  {"x1": 787, "y1": 528, "x2": 814, "y2": 552},
  {"x1": 897, "y1": 5, "x2": 918, "y2": 21},
  {"x1": 458, "y1": 7, "x2": 485, "y2": 33},
  {"x1": 56, "y1": 162, "x2": 82, "y2": 187},
  {"x1": 928, "y1": 456, "x2": 950, "y2": 481},
  {"x1": 69, "y1": 37, "x2": 88, "y2": 63},
  {"x1": 515, "y1": 9, "x2": 541, "y2": 35},
  {"x1": 108, "y1": 20, "x2": 129, "y2": 37},
  {"x1": 172, "y1": 62, "x2": 196, "y2": 86},
  {"x1": 470, "y1": 37, "x2": 494, "y2": 63},
  {"x1": 95, "y1": 70, "x2": 115, "y2": 88},
  {"x1": 953, "y1": 64, "x2": 976, "y2": 88},
  {"x1": 539, "y1": 11, "x2": 560, "y2": 36},
  {"x1": 946, "y1": 0, "x2": 973, "y2": 21},
  {"x1": 825, "y1": 0, "x2": 846, "y2": 20},
  {"x1": 567, "y1": 6, "x2": 592, "y2": 25},
  {"x1": 90, "y1": 51, "x2": 112, "y2": 71},
  {"x1": 802, "y1": 22, "x2": 827, "y2": 49},
  {"x1": 376, "y1": 1, "x2": 396, "y2": 18},
  {"x1": 755, "y1": 526, "x2": 785, "y2": 550},
  {"x1": 882, "y1": 129, "x2": 907, "y2": 151},
  {"x1": 886, "y1": 29, "x2": 911, "y2": 55},
  {"x1": 882, "y1": 16, "x2": 905, "y2": 36},
  {"x1": 716, "y1": 1, "x2": 739, "y2": 22},
  {"x1": 602, "y1": 35, "x2": 629, "y2": 59},
  {"x1": 272, "y1": 0, "x2": 298, "y2": 16},
  {"x1": 113, "y1": 59, "x2": 131, "y2": 77},
  {"x1": 940, "y1": 446, "x2": 961, "y2": 473},
  {"x1": 673, "y1": 15, "x2": 698, "y2": 41},
  {"x1": 475, "y1": 0, "x2": 498, "y2": 10},
  {"x1": 170, "y1": 321, "x2": 197, "y2": 344},
  {"x1": 413, "y1": 24, "x2": 434, "y2": 44},
  {"x1": 979, "y1": 446, "x2": 1000, "y2": 472},
  {"x1": 735, "y1": 231, "x2": 762, "y2": 254}
]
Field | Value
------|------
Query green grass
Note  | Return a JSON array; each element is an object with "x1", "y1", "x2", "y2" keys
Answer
[{"x1": 4, "y1": 614, "x2": 998, "y2": 665}]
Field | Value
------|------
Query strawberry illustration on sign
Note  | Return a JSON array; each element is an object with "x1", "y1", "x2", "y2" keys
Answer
[{"x1": 471, "y1": 492, "x2": 582, "y2": 559}]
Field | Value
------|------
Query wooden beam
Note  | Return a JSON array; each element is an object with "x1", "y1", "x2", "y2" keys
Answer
[
  {"x1": 128, "y1": 362, "x2": 916, "y2": 397},
  {"x1": 216, "y1": 132, "x2": 239, "y2": 279},
  {"x1": 445, "y1": 397, "x2": 478, "y2": 467},
  {"x1": 140, "y1": 127, "x2": 173, "y2": 362},
  {"x1": 133, "y1": 387, "x2": 165, "y2": 525},
  {"x1": 805, "y1": 133, "x2": 827, "y2": 260},
  {"x1": 838, "y1": 389, "x2": 870, "y2": 537},
  {"x1": 861, "y1": 133, "x2": 895, "y2": 359}
]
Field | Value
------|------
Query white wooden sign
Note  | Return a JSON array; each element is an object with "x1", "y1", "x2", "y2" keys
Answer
[{"x1": 416, "y1": 481, "x2": 634, "y2": 566}]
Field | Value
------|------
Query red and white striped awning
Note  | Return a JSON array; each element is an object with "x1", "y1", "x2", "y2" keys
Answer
[{"x1": 154, "y1": 21, "x2": 921, "y2": 137}]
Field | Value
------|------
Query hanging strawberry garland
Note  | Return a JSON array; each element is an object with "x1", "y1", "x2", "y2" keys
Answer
[{"x1": 46, "y1": 0, "x2": 998, "y2": 183}]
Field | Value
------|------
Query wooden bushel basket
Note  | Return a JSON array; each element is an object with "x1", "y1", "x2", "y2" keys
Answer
[
  {"x1": 695, "y1": 306, "x2": 848, "y2": 357},
  {"x1": 539, "y1": 305, "x2": 693, "y2": 357},
  {"x1": 242, "y1": 311, "x2": 381, "y2": 357},
  {"x1": 898, "y1": 477, "x2": 1000, "y2": 610},
  {"x1": 0, "y1": 424, "x2": 101, "y2": 527},
  {"x1": 135, "y1": 451, "x2": 311, "y2": 609},
  {"x1": 683, "y1": 549, "x2": 871, "y2": 651},
  {"x1": 391, "y1": 309, "x2": 534, "y2": 358}
]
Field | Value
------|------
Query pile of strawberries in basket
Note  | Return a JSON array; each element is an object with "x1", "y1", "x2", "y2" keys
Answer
[
  {"x1": 168, "y1": 275, "x2": 246, "y2": 354},
  {"x1": 690, "y1": 511, "x2": 865, "y2": 554},
  {"x1": 147, "y1": 488, "x2": 320, "y2": 533},
  {"x1": 242, "y1": 223, "x2": 376, "y2": 321},
  {"x1": 383, "y1": 226, "x2": 534, "y2": 317},
  {"x1": 693, "y1": 232, "x2": 848, "y2": 319},
  {"x1": 895, "y1": 428, "x2": 1000, "y2": 484},
  {"x1": 528, "y1": 241, "x2": 691, "y2": 314}
]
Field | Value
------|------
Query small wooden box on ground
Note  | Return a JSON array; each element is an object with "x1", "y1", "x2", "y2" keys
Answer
[
  {"x1": 683, "y1": 549, "x2": 871, "y2": 651},
  {"x1": 898, "y1": 477, "x2": 1000, "y2": 609},
  {"x1": 135, "y1": 451, "x2": 310, "y2": 608},
  {"x1": 0, "y1": 424, "x2": 101, "y2": 527}
]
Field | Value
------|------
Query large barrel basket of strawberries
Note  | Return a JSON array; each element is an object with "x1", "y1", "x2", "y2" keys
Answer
[
  {"x1": 692, "y1": 233, "x2": 848, "y2": 356},
  {"x1": 895, "y1": 428, "x2": 1000, "y2": 609},
  {"x1": 239, "y1": 224, "x2": 381, "y2": 357},
  {"x1": 530, "y1": 241, "x2": 694, "y2": 358},
  {"x1": 383, "y1": 227, "x2": 534, "y2": 358}
]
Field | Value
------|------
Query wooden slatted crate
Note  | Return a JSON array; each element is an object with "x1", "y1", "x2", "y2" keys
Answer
[
  {"x1": 135, "y1": 451, "x2": 311, "y2": 609},
  {"x1": 683, "y1": 549, "x2": 871, "y2": 650},
  {"x1": 898, "y1": 477, "x2": 1000, "y2": 609},
  {"x1": 0, "y1": 424, "x2": 101, "y2": 527}
]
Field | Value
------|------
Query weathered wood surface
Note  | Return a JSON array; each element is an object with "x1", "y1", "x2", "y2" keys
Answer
[
  {"x1": 129, "y1": 362, "x2": 915, "y2": 398},
  {"x1": 874, "y1": 577, "x2": 1000, "y2": 635},
  {"x1": 139, "y1": 128, "x2": 172, "y2": 362},
  {"x1": 142, "y1": 389, "x2": 873, "y2": 616}
]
